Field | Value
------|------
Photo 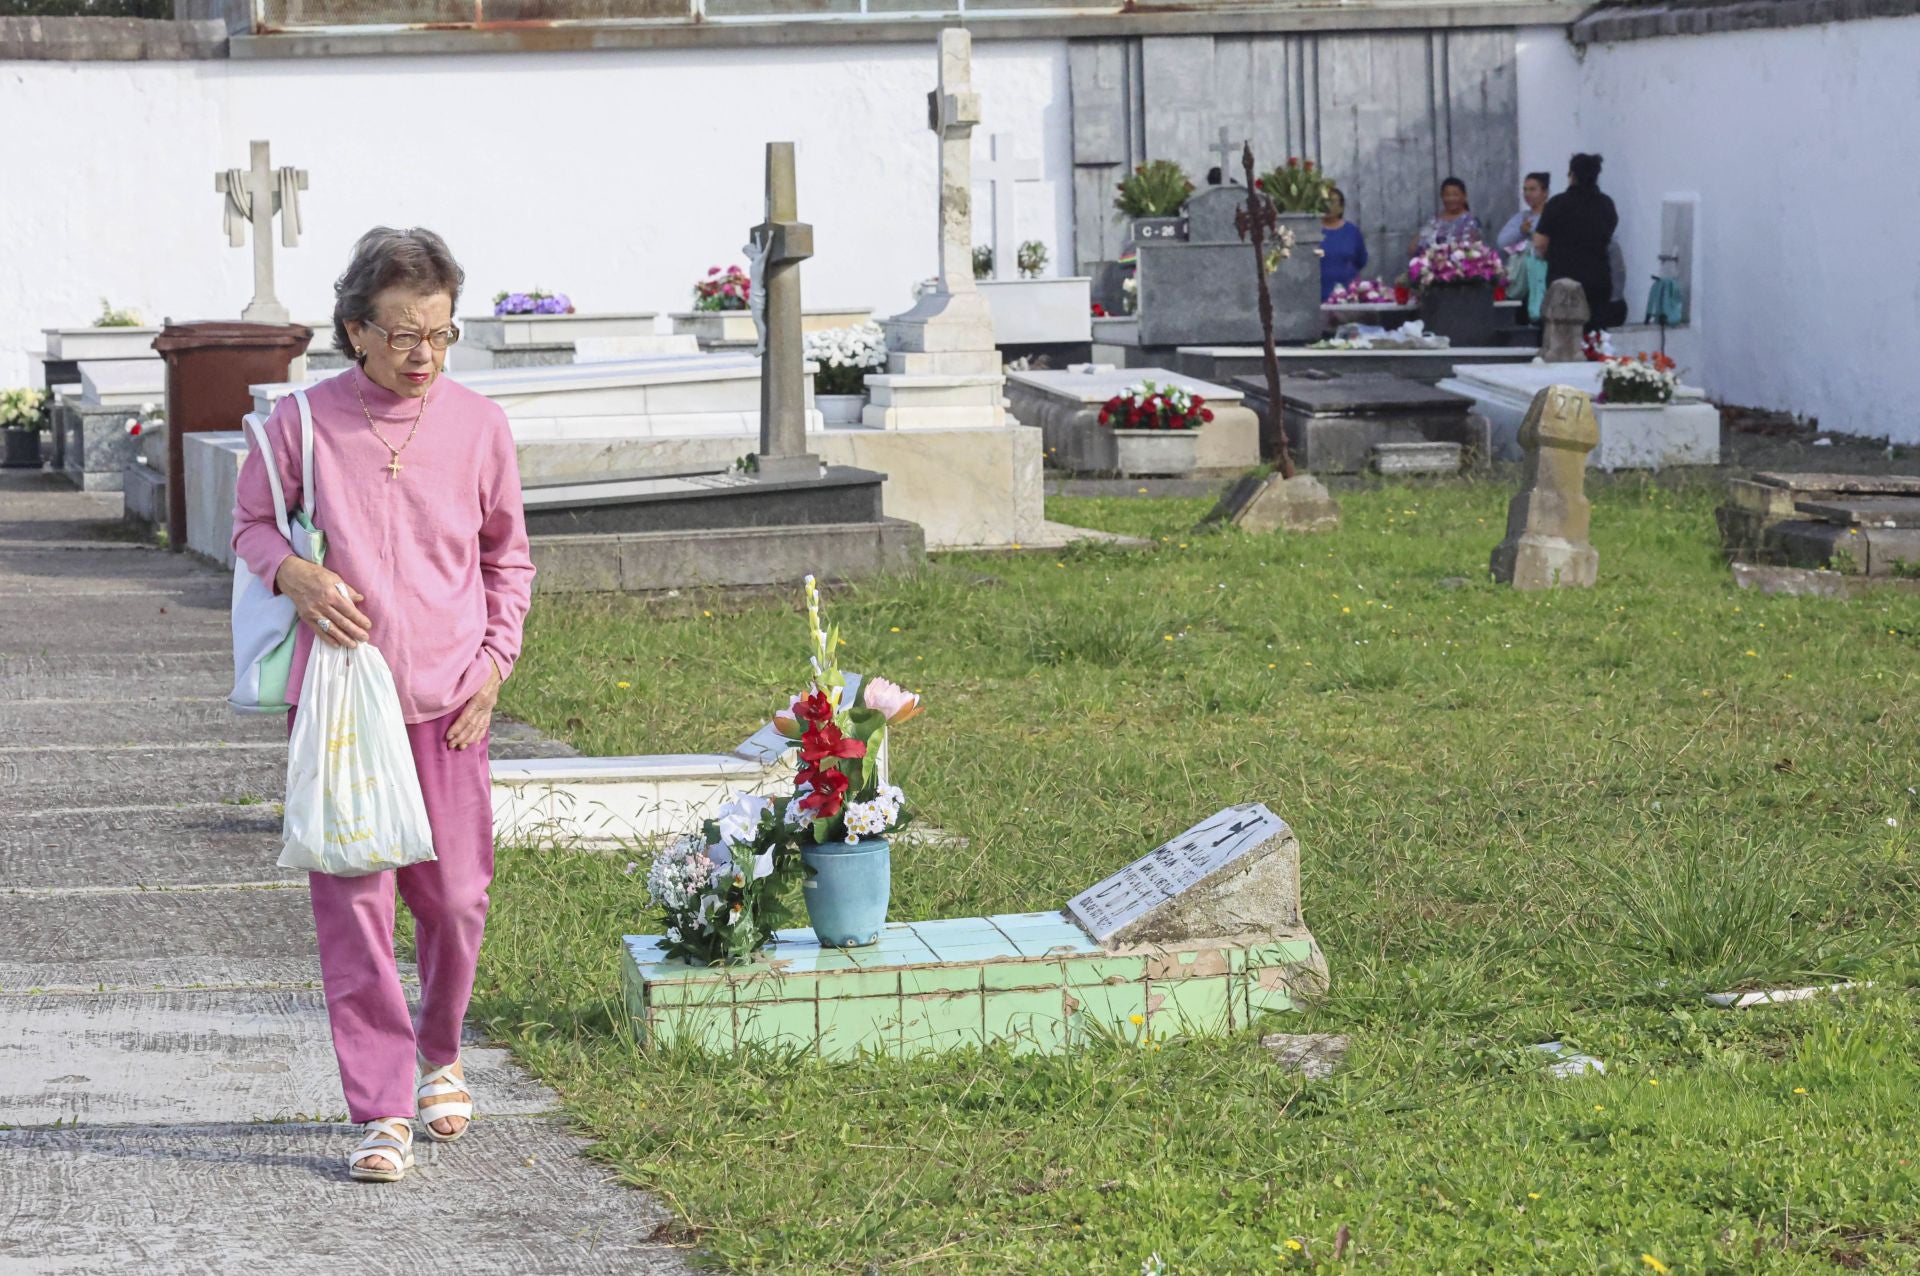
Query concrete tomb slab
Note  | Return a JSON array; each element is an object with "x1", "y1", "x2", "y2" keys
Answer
[
  {"x1": 1004, "y1": 366, "x2": 1258, "y2": 476},
  {"x1": 1439, "y1": 361, "x2": 1718, "y2": 469},
  {"x1": 1233, "y1": 373, "x2": 1487, "y2": 474}
]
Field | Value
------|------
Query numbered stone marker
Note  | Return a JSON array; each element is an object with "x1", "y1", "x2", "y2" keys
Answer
[{"x1": 1068, "y1": 802, "x2": 1301, "y2": 945}]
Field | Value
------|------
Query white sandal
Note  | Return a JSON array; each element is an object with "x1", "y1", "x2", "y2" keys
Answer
[
  {"x1": 416, "y1": 1059, "x2": 474, "y2": 1143},
  {"x1": 347, "y1": 1117, "x2": 415, "y2": 1183}
]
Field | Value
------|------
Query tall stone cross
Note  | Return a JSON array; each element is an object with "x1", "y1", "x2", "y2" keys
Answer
[
  {"x1": 928, "y1": 28, "x2": 983, "y2": 295},
  {"x1": 749, "y1": 141, "x2": 820, "y2": 483},
  {"x1": 214, "y1": 139, "x2": 307, "y2": 325},
  {"x1": 1209, "y1": 127, "x2": 1242, "y2": 182},
  {"x1": 977, "y1": 133, "x2": 1040, "y2": 280}
]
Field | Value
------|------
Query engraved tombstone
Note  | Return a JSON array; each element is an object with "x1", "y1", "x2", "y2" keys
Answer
[
  {"x1": 1068, "y1": 803, "x2": 1304, "y2": 946},
  {"x1": 1134, "y1": 186, "x2": 1322, "y2": 347}
]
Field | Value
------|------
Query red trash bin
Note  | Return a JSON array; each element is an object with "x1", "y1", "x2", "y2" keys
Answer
[{"x1": 151, "y1": 321, "x2": 313, "y2": 552}]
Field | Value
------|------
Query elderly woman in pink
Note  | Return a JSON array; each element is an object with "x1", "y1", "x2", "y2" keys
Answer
[{"x1": 231, "y1": 226, "x2": 534, "y2": 1183}]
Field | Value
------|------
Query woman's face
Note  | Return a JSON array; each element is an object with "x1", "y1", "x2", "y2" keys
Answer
[
  {"x1": 347, "y1": 287, "x2": 454, "y2": 400},
  {"x1": 1523, "y1": 178, "x2": 1547, "y2": 210},
  {"x1": 1326, "y1": 191, "x2": 1345, "y2": 221},
  {"x1": 1440, "y1": 184, "x2": 1467, "y2": 217}
]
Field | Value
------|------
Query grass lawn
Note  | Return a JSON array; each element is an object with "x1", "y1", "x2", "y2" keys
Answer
[{"x1": 481, "y1": 473, "x2": 1920, "y2": 1273}]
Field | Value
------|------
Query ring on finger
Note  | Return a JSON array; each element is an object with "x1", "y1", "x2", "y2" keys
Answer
[{"x1": 316, "y1": 616, "x2": 334, "y2": 633}]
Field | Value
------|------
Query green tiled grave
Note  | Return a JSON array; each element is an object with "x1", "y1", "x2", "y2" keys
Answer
[{"x1": 621, "y1": 912, "x2": 1321, "y2": 1059}]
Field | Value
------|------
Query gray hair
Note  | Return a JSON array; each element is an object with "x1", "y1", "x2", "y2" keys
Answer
[{"x1": 331, "y1": 227, "x2": 466, "y2": 361}]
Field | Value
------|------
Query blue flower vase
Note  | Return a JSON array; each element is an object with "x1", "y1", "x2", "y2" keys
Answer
[{"x1": 801, "y1": 837, "x2": 891, "y2": 948}]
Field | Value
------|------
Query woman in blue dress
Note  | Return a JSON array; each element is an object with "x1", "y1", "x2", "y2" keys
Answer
[{"x1": 1318, "y1": 187, "x2": 1369, "y2": 301}]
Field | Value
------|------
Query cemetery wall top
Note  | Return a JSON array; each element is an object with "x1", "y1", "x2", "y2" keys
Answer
[
  {"x1": 1573, "y1": 0, "x2": 1920, "y2": 46},
  {"x1": 226, "y1": 2, "x2": 1577, "y2": 58}
]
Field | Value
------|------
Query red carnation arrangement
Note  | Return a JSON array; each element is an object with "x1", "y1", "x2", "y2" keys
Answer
[{"x1": 1096, "y1": 378, "x2": 1213, "y2": 432}]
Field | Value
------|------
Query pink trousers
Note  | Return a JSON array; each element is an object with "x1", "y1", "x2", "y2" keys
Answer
[{"x1": 295, "y1": 706, "x2": 494, "y2": 1123}]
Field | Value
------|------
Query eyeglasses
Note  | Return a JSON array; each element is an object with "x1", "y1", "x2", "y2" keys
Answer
[{"x1": 363, "y1": 320, "x2": 461, "y2": 352}]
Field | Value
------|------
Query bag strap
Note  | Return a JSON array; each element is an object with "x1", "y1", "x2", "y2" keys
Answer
[
  {"x1": 293, "y1": 388, "x2": 317, "y2": 522},
  {"x1": 242, "y1": 413, "x2": 292, "y2": 543}
]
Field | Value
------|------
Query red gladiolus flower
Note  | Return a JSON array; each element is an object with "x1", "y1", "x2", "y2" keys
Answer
[
  {"x1": 801, "y1": 722, "x2": 866, "y2": 764},
  {"x1": 795, "y1": 690, "x2": 835, "y2": 725},
  {"x1": 798, "y1": 766, "x2": 850, "y2": 817},
  {"x1": 1201, "y1": 408, "x2": 1214, "y2": 423}
]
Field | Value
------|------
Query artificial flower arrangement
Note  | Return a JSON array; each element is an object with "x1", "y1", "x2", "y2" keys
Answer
[
  {"x1": 1098, "y1": 378, "x2": 1214, "y2": 432},
  {"x1": 804, "y1": 324, "x2": 887, "y2": 397},
  {"x1": 643, "y1": 576, "x2": 923, "y2": 965},
  {"x1": 972, "y1": 246, "x2": 995, "y2": 280},
  {"x1": 94, "y1": 298, "x2": 143, "y2": 327},
  {"x1": 1255, "y1": 157, "x2": 1334, "y2": 215},
  {"x1": 123, "y1": 400, "x2": 165, "y2": 439},
  {"x1": 492, "y1": 289, "x2": 575, "y2": 316},
  {"x1": 1114, "y1": 160, "x2": 1195, "y2": 220},
  {"x1": 0, "y1": 387, "x2": 46, "y2": 431},
  {"x1": 1327, "y1": 279, "x2": 1401, "y2": 306},
  {"x1": 1016, "y1": 240, "x2": 1049, "y2": 278},
  {"x1": 1597, "y1": 352, "x2": 1679, "y2": 405},
  {"x1": 1582, "y1": 330, "x2": 1617, "y2": 362},
  {"x1": 1407, "y1": 239, "x2": 1502, "y2": 290},
  {"x1": 694, "y1": 265, "x2": 751, "y2": 312}
]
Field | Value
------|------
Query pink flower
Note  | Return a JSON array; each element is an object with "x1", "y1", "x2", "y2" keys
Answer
[{"x1": 863, "y1": 676, "x2": 924, "y2": 724}]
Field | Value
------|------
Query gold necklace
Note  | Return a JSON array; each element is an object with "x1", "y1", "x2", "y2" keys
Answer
[{"x1": 353, "y1": 373, "x2": 432, "y2": 480}]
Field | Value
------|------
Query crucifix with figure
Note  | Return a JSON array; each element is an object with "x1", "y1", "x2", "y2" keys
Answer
[
  {"x1": 750, "y1": 141, "x2": 821, "y2": 483},
  {"x1": 214, "y1": 139, "x2": 308, "y2": 325}
]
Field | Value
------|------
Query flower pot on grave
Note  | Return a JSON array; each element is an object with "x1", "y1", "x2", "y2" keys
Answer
[
  {"x1": 1110, "y1": 428, "x2": 1200, "y2": 478},
  {"x1": 2, "y1": 427, "x2": 42, "y2": 469},
  {"x1": 801, "y1": 837, "x2": 891, "y2": 948},
  {"x1": 815, "y1": 394, "x2": 867, "y2": 426},
  {"x1": 1418, "y1": 283, "x2": 1498, "y2": 348}
]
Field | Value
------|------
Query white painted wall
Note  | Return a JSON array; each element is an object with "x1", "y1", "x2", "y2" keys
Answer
[
  {"x1": 1517, "y1": 16, "x2": 1920, "y2": 442},
  {"x1": 0, "y1": 40, "x2": 1073, "y2": 385}
]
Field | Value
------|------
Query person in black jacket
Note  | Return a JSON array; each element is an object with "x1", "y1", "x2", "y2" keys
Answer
[{"x1": 1533, "y1": 153, "x2": 1621, "y2": 329}]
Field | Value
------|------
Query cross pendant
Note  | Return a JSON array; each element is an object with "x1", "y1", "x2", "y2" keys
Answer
[{"x1": 384, "y1": 457, "x2": 403, "y2": 479}]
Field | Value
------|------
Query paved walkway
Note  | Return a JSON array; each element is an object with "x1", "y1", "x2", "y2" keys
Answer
[{"x1": 0, "y1": 471, "x2": 689, "y2": 1275}]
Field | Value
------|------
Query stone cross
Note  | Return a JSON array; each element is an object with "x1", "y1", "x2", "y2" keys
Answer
[
  {"x1": 1539, "y1": 278, "x2": 1590, "y2": 362},
  {"x1": 928, "y1": 28, "x2": 983, "y2": 294},
  {"x1": 214, "y1": 139, "x2": 308, "y2": 325},
  {"x1": 977, "y1": 133, "x2": 1040, "y2": 280},
  {"x1": 749, "y1": 141, "x2": 820, "y2": 483},
  {"x1": 1209, "y1": 127, "x2": 1242, "y2": 182},
  {"x1": 1490, "y1": 384, "x2": 1601, "y2": 589}
]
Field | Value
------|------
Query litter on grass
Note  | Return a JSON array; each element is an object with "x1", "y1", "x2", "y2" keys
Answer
[
  {"x1": 1532, "y1": 1042, "x2": 1606, "y2": 1077},
  {"x1": 1705, "y1": 980, "x2": 1872, "y2": 1009}
]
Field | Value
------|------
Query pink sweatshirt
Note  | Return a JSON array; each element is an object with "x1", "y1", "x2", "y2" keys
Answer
[{"x1": 231, "y1": 363, "x2": 535, "y2": 723}]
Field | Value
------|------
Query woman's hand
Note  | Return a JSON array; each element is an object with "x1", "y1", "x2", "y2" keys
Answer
[
  {"x1": 275, "y1": 557, "x2": 370, "y2": 648},
  {"x1": 445, "y1": 655, "x2": 502, "y2": 752}
]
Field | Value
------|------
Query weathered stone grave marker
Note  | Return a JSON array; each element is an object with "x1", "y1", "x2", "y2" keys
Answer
[
  {"x1": 1068, "y1": 802, "x2": 1300, "y2": 944},
  {"x1": 1538, "y1": 278, "x2": 1590, "y2": 363},
  {"x1": 1490, "y1": 384, "x2": 1600, "y2": 589}
]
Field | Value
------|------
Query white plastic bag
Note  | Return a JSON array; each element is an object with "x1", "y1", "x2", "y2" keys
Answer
[{"x1": 280, "y1": 638, "x2": 437, "y2": 877}]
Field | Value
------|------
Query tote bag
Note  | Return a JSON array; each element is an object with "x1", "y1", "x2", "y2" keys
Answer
[{"x1": 229, "y1": 390, "x2": 325, "y2": 713}]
